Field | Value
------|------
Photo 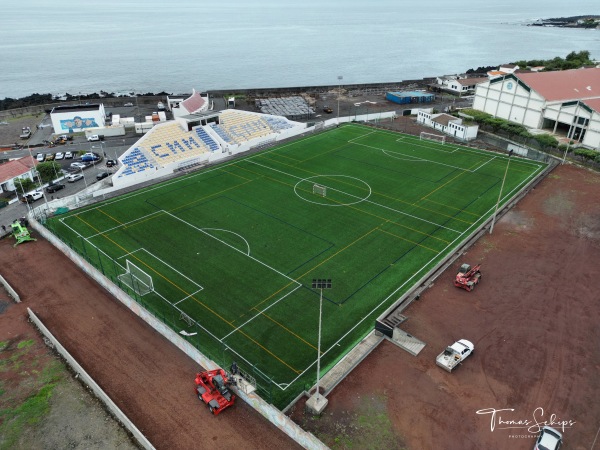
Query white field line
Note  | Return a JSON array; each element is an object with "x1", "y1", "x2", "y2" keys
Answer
[
  {"x1": 248, "y1": 159, "x2": 462, "y2": 234},
  {"x1": 59, "y1": 218, "x2": 126, "y2": 271},
  {"x1": 472, "y1": 156, "x2": 497, "y2": 172},
  {"x1": 163, "y1": 210, "x2": 302, "y2": 290},
  {"x1": 87, "y1": 210, "x2": 164, "y2": 239},
  {"x1": 220, "y1": 282, "x2": 302, "y2": 341},
  {"x1": 117, "y1": 248, "x2": 144, "y2": 261},
  {"x1": 137, "y1": 247, "x2": 204, "y2": 293},
  {"x1": 174, "y1": 288, "x2": 205, "y2": 306}
]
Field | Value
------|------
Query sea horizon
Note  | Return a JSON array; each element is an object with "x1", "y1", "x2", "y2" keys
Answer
[{"x1": 1, "y1": 0, "x2": 598, "y2": 99}]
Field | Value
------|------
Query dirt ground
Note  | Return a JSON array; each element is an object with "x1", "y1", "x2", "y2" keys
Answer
[
  {"x1": 0, "y1": 298, "x2": 137, "y2": 450},
  {"x1": 290, "y1": 163, "x2": 600, "y2": 449},
  {"x1": 0, "y1": 240, "x2": 301, "y2": 449}
]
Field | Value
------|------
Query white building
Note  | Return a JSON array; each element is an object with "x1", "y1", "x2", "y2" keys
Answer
[
  {"x1": 50, "y1": 104, "x2": 106, "y2": 134},
  {"x1": 417, "y1": 111, "x2": 479, "y2": 141},
  {"x1": 436, "y1": 75, "x2": 488, "y2": 95},
  {"x1": 473, "y1": 67, "x2": 600, "y2": 150}
]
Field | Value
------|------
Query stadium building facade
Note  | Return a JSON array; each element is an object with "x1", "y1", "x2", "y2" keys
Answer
[{"x1": 473, "y1": 67, "x2": 600, "y2": 150}]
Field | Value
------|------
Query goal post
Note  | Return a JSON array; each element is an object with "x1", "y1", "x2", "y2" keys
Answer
[
  {"x1": 118, "y1": 259, "x2": 154, "y2": 296},
  {"x1": 420, "y1": 132, "x2": 446, "y2": 145},
  {"x1": 312, "y1": 184, "x2": 327, "y2": 197}
]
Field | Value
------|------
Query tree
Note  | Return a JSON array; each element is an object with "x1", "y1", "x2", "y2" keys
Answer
[
  {"x1": 14, "y1": 177, "x2": 36, "y2": 194},
  {"x1": 35, "y1": 161, "x2": 63, "y2": 183}
]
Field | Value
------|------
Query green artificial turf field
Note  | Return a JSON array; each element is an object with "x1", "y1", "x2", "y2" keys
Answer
[{"x1": 45, "y1": 124, "x2": 547, "y2": 408}]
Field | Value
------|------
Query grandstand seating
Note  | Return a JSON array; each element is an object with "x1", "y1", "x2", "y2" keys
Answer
[
  {"x1": 210, "y1": 110, "x2": 278, "y2": 145},
  {"x1": 263, "y1": 116, "x2": 295, "y2": 131},
  {"x1": 117, "y1": 147, "x2": 157, "y2": 178},
  {"x1": 116, "y1": 112, "x2": 298, "y2": 180}
]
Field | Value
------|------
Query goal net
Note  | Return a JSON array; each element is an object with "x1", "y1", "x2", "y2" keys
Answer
[
  {"x1": 420, "y1": 132, "x2": 446, "y2": 145},
  {"x1": 312, "y1": 184, "x2": 327, "y2": 197},
  {"x1": 118, "y1": 259, "x2": 154, "y2": 296}
]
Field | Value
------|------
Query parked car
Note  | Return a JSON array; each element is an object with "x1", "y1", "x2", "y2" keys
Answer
[
  {"x1": 81, "y1": 152, "x2": 100, "y2": 162},
  {"x1": 70, "y1": 162, "x2": 87, "y2": 170},
  {"x1": 55, "y1": 152, "x2": 64, "y2": 160},
  {"x1": 35, "y1": 153, "x2": 45, "y2": 162},
  {"x1": 96, "y1": 171, "x2": 110, "y2": 180},
  {"x1": 124, "y1": 102, "x2": 134, "y2": 107},
  {"x1": 323, "y1": 106, "x2": 333, "y2": 113},
  {"x1": 46, "y1": 183, "x2": 65, "y2": 193},
  {"x1": 106, "y1": 159, "x2": 118, "y2": 167},
  {"x1": 64, "y1": 151, "x2": 73, "y2": 159},
  {"x1": 87, "y1": 134, "x2": 100, "y2": 142},
  {"x1": 45, "y1": 153, "x2": 55, "y2": 161},
  {"x1": 66, "y1": 173, "x2": 83, "y2": 182},
  {"x1": 534, "y1": 426, "x2": 562, "y2": 450},
  {"x1": 20, "y1": 127, "x2": 32, "y2": 139}
]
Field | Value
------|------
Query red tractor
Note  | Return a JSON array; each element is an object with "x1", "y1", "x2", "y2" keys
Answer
[
  {"x1": 454, "y1": 263, "x2": 481, "y2": 292},
  {"x1": 194, "y1": 368, "x2": 235, "y2": 415}
]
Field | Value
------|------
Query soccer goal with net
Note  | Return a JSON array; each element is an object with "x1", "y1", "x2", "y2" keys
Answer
[
  {"x1": 420, "y1": 132, "x2": 446, "y2": 145},
  {"x1": 313, "y1": 183, "x2": 327, "y2": 197},
  {"x1": 117, "y1": 259, "x2": 154, "y2": 296}
]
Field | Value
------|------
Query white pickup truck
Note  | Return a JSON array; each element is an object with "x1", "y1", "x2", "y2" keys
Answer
[
  {"x1": 22, "y1": 191, "x2": 43, "y2": 204},
  {"x1": 436, "y1": 339, "x2": 474, "y2": 372}
]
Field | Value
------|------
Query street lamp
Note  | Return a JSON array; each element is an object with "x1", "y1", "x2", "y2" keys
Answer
[
  {"x1": 310, "y1": 278, "x2": 332, "y2": 412},
  {"x1": 77, "y1": 167, "x2": 88, "y2": 189},
  {"x1": 337, "y1": 76, "x2": 343, "y2": 123},
  {"x1": 489, "y1": 150, "x2": 513, "y2": 234}
]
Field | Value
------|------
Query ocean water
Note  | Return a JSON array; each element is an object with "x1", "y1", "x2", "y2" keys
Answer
[{"x1": 1, "y1": 0, "x2": 598, "y2": 98}]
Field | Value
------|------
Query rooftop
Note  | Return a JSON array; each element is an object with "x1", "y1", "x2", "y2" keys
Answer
[
  {"x1": 0, "y1": 156, "x2": 38, "y2": 183},
  {"x1": 51, "y1": 104, "x2": 102, "y2": 113},
  {"x1": 516, "y1": 67, "x2": 600, "y2": 102}
]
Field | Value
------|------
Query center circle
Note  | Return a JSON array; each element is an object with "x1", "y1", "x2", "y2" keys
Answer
[{"x1": 293, "y1": 175, "x2": 372, "y2": 206}]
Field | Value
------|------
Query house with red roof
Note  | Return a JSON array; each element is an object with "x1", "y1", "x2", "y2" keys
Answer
[
  {"x1": 171, "y1": 89, "x2": 210, "y2": 119},
  {"x1": 0, "y1": 156, "x2": 38, "y2": 195},
  {"x1": 473, "y1": 67, "x2": 600, "y2": 150}
]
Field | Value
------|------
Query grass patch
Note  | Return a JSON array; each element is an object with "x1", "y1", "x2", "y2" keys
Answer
[
  {"x1": 0, "y1": 384, "x2": 57, "y2": 450},
  {"x1": 16, "y1": 340, "x2": 34, "y2": 350},
  {"x1": 0, "y1": 342, "x2": 8, "y2": 352},
  {"x1": 0, "y1": 358, "x2": 65, "y2": 450}
]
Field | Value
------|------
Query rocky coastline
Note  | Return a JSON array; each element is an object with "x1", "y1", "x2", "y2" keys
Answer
[{"x1": 529, "y1": 15, "x2": 600, "y2": 28}]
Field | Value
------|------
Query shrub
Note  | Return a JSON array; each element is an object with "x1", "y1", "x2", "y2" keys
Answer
[{"x1": 534, "y1": 134, "x2": 558, "y2": 148}]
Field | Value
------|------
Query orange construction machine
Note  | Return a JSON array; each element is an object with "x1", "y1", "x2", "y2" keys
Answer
[
  {"x1": 194, "y1": 368, "x2": 235, "y2": 415},
  {"x1": 454, "y1": 263, "x2": 481, "y2": 292}
]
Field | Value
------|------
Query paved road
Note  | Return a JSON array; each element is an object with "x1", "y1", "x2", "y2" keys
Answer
[{"x1": 0, "y1": 141, "x2": 133, "y2": 230}]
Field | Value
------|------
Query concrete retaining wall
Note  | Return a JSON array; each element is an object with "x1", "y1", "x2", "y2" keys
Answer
[
  {"x1": 0, "y1": 273, "x2": 20, "y2": 303},
  {"x1": 30, "y1": 220, "x2": 329, "y2": 450},
  {"x1": 27, "y1": 307, "x2": 155, "y2": 450}
]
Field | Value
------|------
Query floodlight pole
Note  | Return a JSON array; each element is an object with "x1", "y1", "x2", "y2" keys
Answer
[
  {"x1": 489, "y1": 150, "x2": 513, "y2": 234},
  {"x1": 316, "y1": 286, "x2": 323, "y2": 397},
  {"x1": 337, "y1": 76, "x2": 343, "y2": 124},
  {"x1": 312, "y1": 279, "x2": 331, "y2": 406}
]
